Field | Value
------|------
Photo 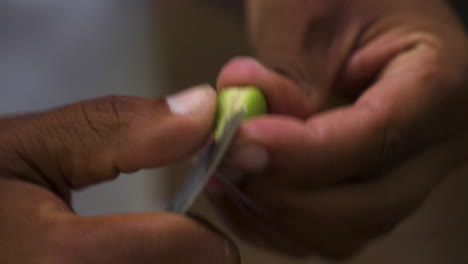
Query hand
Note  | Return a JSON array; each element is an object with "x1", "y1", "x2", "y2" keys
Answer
[
  {"x1": 208, "y1": 0, "x2": 468, "y2": 259},
  {"x1": 0, "y1": 85, "x2": 240, "y2": 264}
]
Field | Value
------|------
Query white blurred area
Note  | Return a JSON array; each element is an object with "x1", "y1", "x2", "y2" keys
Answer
[{"x1": 0, "y1": 1, "x2": 170, "y2": 215}]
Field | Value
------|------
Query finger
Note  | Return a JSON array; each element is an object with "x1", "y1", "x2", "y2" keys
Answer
[
  {"x1": 212, "y1": 132, "x2": 468, "y2": 259},
  {"x1": 217, "y1": 56, "x2": 319, "y2": 117},
  {"x1": 340, "y1": 0, "x2": 468, "y2": 96},
  {"x1": 225, "y1": 110, "x2": 383, "y2": 188},
  {"x1": 245, "y1": 0, "x2": 363, "y2": 101},
  {"x1": 57, "y1": 213, "x2": 240, "y2": 264},
  {"x1": 0, "y1": 85, "x2": 216, "y2": 199},
  {"x1": 230, "y1": 107, "x2": 384, "y2": 188},
  {"x1": 228, "y1": 40, "x2": 468, "y2": 188},
  {"x1": 0, "y1": 177, "x2": 239, "y2": 264}
]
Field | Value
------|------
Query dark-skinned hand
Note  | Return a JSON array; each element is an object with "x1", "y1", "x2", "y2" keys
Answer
[{"x1": 0, "y1": 85, "x2": 240, "y2": 264}]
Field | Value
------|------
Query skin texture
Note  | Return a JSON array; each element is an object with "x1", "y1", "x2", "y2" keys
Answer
[
  {"x1": 210, "y1": 0, "x2": 468, "y2": 259},
  {"x1": 0, "y1": 86, "x2": 240, "y2": 264}
]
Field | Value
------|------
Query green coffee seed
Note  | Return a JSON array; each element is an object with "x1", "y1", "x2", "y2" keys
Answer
[{"x1": 213, "y1": 86, "x2": 267, "y2": 140}]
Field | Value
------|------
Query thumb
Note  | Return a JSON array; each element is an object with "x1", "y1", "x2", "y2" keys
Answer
[
  {"x1": 0, "y1": 84, "x2": 216, "y2": 200},
  {"x1": 0, "y1": 177, "x2": 240, "y2": 264},
  {"x1": 217, "y1": 57, "x2": 320, "y2": 118}
]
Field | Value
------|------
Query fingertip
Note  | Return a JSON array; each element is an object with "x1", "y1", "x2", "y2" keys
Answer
[
  {"x1": 167, "y1": 84, "x2": 217, "y2": 124},
  {"x1": 115, "y1": 86, "x2": 217, "y2": 172},
  {"x1": 165, "y1": 83, "x2": 217, "y2": 148},
  {"x1": 227, "y1": 116, "x2": 309, "y2": 177},
  {"x1": 217, "y1": 57, "x2": 315, "y2": 117},
  {"x1": 217, "y1": 56, "x2": 267, "y2": 89}
]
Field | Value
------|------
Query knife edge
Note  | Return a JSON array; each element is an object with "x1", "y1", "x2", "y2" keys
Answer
[{"x1": 166, "y1": 110, "x2": 246, "y2": 214}]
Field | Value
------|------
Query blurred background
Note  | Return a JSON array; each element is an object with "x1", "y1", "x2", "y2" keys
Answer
[{"x1": 0, "y1": 0, "x2": 467, "y2": 263}]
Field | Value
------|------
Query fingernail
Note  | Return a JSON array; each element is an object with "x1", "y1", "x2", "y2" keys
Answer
[
  {"x1": 167, "y1": 84, "x2": 215, "y2": 116},
  {"x1": 228, "y1": 144, "x2": 269, "y2": 173}
]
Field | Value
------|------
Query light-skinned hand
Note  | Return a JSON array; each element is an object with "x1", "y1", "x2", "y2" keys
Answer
[{"x1": 209, "y1": 0, "x2": 468, "y2": 259}]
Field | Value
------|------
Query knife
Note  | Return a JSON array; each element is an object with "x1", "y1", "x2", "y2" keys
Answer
[{"x1": 166, "y1": 109, "x2": 246, "y2": 214}]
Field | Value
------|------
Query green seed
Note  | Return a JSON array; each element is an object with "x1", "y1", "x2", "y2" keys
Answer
[{"x1": 213, "y1": 86, "x2": 267, "y2": 140}]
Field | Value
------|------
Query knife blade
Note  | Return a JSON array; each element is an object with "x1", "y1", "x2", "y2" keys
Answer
[{"x1": 166, "y1": 109, "x2": 246, "y2": 214}]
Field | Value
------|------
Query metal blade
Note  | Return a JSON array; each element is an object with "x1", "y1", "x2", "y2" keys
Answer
[{"x1": 167, "y1": 110, "x2": 246, "y2": 214}]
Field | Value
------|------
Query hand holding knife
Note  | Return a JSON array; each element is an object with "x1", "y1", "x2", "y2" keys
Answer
[{"x1": 167, "y1": 87, "x2": 267, "y2": 214}]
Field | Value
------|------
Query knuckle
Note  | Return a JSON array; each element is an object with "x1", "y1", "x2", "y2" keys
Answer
[
  {"x1": 0, "y1": 115, "x2": 66, "y2": 191},
  {"x1": 411, "y1": 34, "x2": 463, "y2": 94},
  {"x1": 76, "y1": 95, "x2": 124, "y2": 142}
]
